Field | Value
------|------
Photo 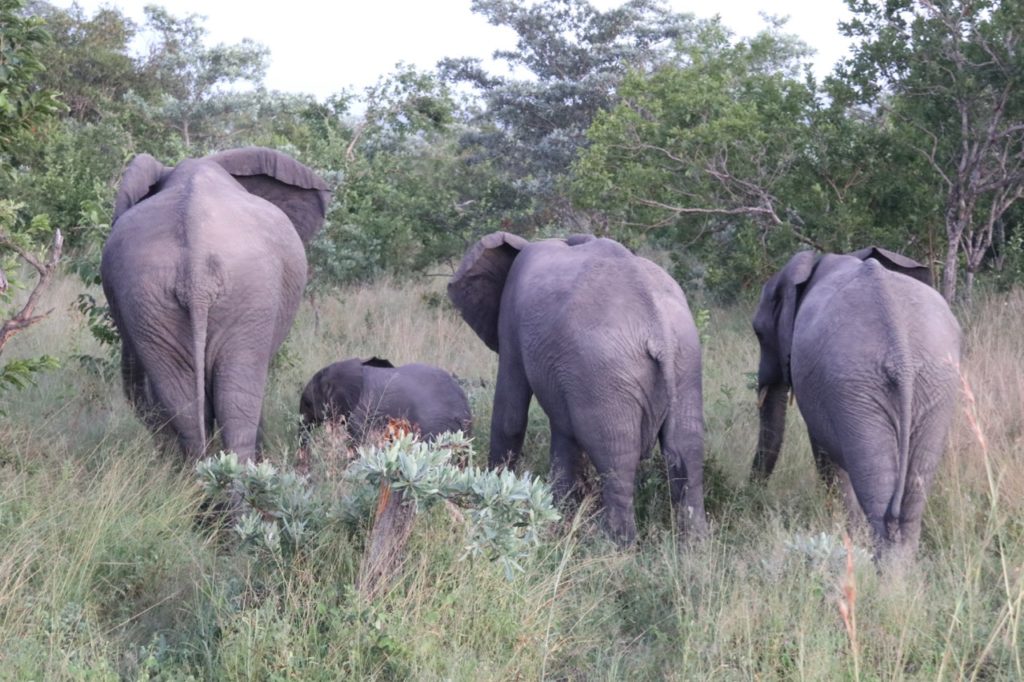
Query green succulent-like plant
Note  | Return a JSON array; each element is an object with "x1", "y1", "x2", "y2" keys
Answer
[{"x1": 196, "y1": 431, "x2": 560, "y2": 579}]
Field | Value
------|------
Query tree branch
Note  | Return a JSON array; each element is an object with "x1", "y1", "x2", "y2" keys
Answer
[
  {"x1": 0, "y1": 229, "x2": 64, "y2": 354},
  {"x1": 634, "y1": 198, "x2": 780, "y2": 220}
]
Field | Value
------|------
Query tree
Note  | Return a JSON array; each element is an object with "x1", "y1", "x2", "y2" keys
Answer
[
  {"x1": 440, "y1": 0, "x2": 699, "y2": 233},
  {"x1": 573, "y1": 21, "x2": 823, "y2": 292},
  {"x1": 3, "y1": 4, "x2": 142, "y2": 249},
  {"x1": 28, "y1": 1, "x2": 147, "y2": 123},
  {"x1": 573, "y1": 15, "x2": 956, "y2": 296},
  {"x1": 0, "y1": 0, "x2": 63, "y2": 154},
  {"x1": 139, "y1": 4, "x2": 269, "y2": 152},
  {"x1": 838, "y1": 0, "x2": 1024, "y2": 302},
  {"x1": 0, "y1": 0, "x2": 62, "y2": 389},
  {"x1": 301, "y1": 66, "x2": 477, "y2": 287}
]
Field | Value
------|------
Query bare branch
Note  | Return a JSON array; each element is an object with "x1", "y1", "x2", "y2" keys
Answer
[
  {"x1": 345, "y1": 121, "x2": 368, "y2": 163},
  {"x1": 0, "y1": 229, "x2": 64, "y2": 354},
  {"x1": 0, "y1": 233, "x2": 47, "y2": 276},
  {"x1": 789, "y1": 223, "x2": 829, "y2": 252},
  {"x1": 635, "y1": 197, "x2": 781, "y2": 221}
]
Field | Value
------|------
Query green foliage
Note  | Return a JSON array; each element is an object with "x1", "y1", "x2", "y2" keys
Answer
[
  {"x1": 572, "y1": 16, "x2": 951, "y2": 296},
  {"x1": 302, "y1": 66, "x2": 484, "y2": 287},
  {"x1": 441, "y1": 0, "x2": 700, "y2": 232},
  {"x1": 197, "y1": 452, "x2": 328, "y2": 561},
  {"x1": 197, "y1": 432, "x2": 560, "y2": 579},
  {"x1": 0, "y1": 203, "x2": 62, "y2": 407},
  {"x1": 991, "y1": 209, "x2": 1024, "y2": 290},
  {"x1": 72, "y1": 294, "x2": 117, "y2": 347},
  {"x1": 346, "y1": 431, "x2": 560, "y2": 577},
  {"x1": 0, "y1": 0, "x2": 64, "y2": 158},
  {"x1": 0, "y1": 353, "x2": 58, "y2": 394},
  {"x1": 70, "y1": 292, "x2": 119, "y2": 379},
  {"x1": 6, "y1": 118, "x2": 124, "y2": 250},
  {"x1": 573, "y1": 20, "x2": 819, "y2": 293},
  {"x1": 29, "y1": 1, "x2": 150, "y2": 123},
  {"x1": 140, "y1": 5, "x2": 269, "y2": 153},
  {"x1": 0, "y1": 200, "x2": 54, "y2": 282},
  {"x1": 836, "y1": 0, "x2": 1024, "y2": 300}
]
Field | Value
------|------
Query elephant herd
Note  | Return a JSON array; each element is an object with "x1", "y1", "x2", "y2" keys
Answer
[{"x1": 101, "y1": 147, "x2": 962, "y2": 563}]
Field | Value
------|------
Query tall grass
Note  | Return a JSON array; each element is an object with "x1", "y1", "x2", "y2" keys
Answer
[{"x1": 0, "y1": 274, "x2": 1020, "y2": 679}]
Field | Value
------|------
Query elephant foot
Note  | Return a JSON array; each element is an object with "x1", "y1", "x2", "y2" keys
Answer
[{"x1": 601, "y1": 509, "x2": 638, "y2": 547}]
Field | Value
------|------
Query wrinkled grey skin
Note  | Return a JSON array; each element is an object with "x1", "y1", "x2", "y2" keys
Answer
[
  {"x1": 752, "y1": 247, "x2": 961, "y2": 561},
  {"x1": 101, "y1": 147, "x2": 331, "y2": 463},
  {"x1": 448, "y1": 232, "x2": 707, "y2": 544},
  {"x1": 299, "y1": 357, "x2": 472, "y2": 442}
]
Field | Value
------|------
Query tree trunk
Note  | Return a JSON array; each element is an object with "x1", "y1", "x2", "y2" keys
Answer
[
  {"x1": 356, "y1": 482, "x2": 417, "y2": 601},
  {"x1": 941, "y1": 237, "x2": 959, "y2": 303}
]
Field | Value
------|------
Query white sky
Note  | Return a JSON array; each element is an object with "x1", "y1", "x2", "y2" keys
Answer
[{"x1": 56, "y1": 0, "x2": 853, "y2": 100}]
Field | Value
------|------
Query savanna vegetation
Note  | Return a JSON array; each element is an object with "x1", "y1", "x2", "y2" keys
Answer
[{"x1": 1, "y1": 0, "x2": 1022, "y2": 678}]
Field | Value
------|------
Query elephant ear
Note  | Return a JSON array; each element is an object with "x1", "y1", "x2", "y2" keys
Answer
[
  {"x1": 448, "y1": 231, "x2": 529, "y2": 352},
  {"x1": 760, "y1": 250, "x2": 818, "y2": 386},
  {"x1": 847, "y1": 246, "x2": 933, "y2": 286},
  {"x1": 362, "y1": 357, "x2": 395, "y2": 368},
  {"x1": 113, "y1": 154, "x2": 168, "y2": 224},
  {"x1": 206, "y1": 147, "x2": 332, "y2": 244}
]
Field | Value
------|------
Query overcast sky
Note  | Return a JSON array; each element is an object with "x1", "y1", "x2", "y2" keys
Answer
[{"x1": 55, "y1": 0, "x2": 854, "y2": 100}]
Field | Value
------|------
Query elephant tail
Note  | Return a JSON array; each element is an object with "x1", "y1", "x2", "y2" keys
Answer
[
  {"x1": 887, "y1": 369, "x2": 915, "y2": 536},
  {"x1": 189, "y1": 298, "x2": 211, "y2": 456}
]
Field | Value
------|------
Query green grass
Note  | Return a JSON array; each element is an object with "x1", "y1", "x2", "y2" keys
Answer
[{"x1": 0, "y1": 274, "x2": 1021, "y2": 679}]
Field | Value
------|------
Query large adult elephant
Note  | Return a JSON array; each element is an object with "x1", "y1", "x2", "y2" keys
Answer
[
  {"x1": 752, "y1": 247, "x2": 961, "y2": 561},
  {"x1": 448, "y1": 232, "x2": 707, "y2": 544},
  {"x1": 101, "y1": 147, "x2": 331, "y2": 463}
]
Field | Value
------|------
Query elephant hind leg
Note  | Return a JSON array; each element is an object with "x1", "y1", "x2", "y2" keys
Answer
[
  {"x1": 808, "y1": 435, "x2": 870, "y2": 541},
  {"x1": 122, "y1": 339, "x2": 169, "y2": 435},
  {"x1": 659, "y1": 410, "x2": 708, "y2": 541},
  {"x1": 596, "y1": 456, "x2": 640, "y2": 545},
  {"x1": 547, "y1": 428, "x2": 595, "y2": 537},
  {"x1": 144, "y1": 367, "x2": 209, "y2": 462},
  {"x1": 809, "y1": 435, "x2": 839, "y2": 487},
  {"x1": 549, "y1": 428, "x2": 585, "y2": 510},
  {"x1": 211, "y1": 353, "x2": 270, "y2": 465},
  {"x1": 576, "y1": 427, "x2": 642, "y2": 545},
  {"x1": 892, "y1": 414, "x2": 953, "y2": 559},
  {"x1": 845, "y1": 453, "x2": 900, "y2": 560}
]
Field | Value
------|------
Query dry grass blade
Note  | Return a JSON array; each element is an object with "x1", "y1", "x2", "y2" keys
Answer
[
  {"x1": 960, "y1": 371, "x2": 1023, "y2": 679},
  {"x1": 837, "y1": 532, "x2": 860, "y2": 682}
]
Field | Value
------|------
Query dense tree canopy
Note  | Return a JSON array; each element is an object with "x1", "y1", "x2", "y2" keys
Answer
[
  {"x1": 440, "y1": 0, "x2": 701, "y2": 233},
  {"x1": 0, "y1": 0, "x2": 1019, "y2": 300},
  {"x1": 0, "y1": 0, "x2": 63, "y2": 157},
  {"x1": 836, "y1": 0, "x2": 1024, "y2": 302}
]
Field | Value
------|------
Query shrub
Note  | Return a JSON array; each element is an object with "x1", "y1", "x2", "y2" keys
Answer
[{"x1": 196, "y1": 430, "x2": 561, "y2": 589}]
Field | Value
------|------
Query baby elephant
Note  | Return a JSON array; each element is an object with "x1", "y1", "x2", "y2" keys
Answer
[{"x1": 299, "y1": 357, "x2": 472, "y2": 443}]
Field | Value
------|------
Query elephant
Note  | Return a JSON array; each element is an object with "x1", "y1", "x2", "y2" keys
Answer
[
  {"x1": 751, "y1": 246, "x2": 961, "y2": 561},
  {"x1": 299, "y1": 357, "x2": 472, "y2": 443},
  {"x1": 101, "y1": 146, "x2": 331, "y2": 463},
  {"x1": 448, "y1": 231, "x2": 707, "y2": 544}
]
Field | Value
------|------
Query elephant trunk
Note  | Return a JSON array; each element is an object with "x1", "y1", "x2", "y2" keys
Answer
[{"x1": 752, "y1": 383, "x2": 790, "y2": 481}]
